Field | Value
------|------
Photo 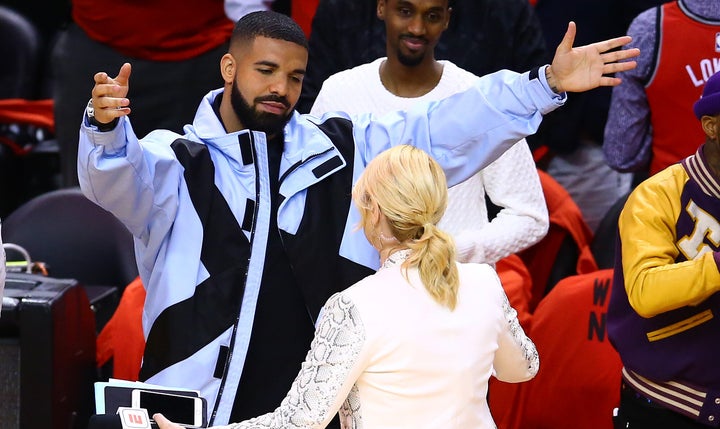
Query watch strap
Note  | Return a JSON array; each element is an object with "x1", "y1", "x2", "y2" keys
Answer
[{"x1": 85, "y1": 99, "x2": 119, "y2": 132}]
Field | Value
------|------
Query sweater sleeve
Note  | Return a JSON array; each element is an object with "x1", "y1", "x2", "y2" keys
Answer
[
  {"x1": 493, "y1": 272, "x2": 539, "y2": 382},
  {"x1": 453, "y1": 139, "x2": 549, "y2": 264},
  {"x1": 603, "y1": 8, "x2": 656, "y2": 172}
]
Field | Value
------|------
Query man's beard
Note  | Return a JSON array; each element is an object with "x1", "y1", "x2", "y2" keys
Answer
[
  {"x1": 230, "y1": 80, "x2": 292, "y2": 137},
  {"x1": 396, "y1": 35, "x2": 427, "y2": 67}
]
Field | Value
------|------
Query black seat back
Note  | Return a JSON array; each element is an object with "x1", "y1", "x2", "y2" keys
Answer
[
  {"x1": 2, "y1": 188, "x2": 138, "y2": 292},
  {"x1": 0, "y1": 5, "x2": 41, "y2": 99}
]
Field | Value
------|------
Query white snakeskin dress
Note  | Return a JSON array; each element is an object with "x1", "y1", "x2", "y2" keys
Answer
[{"x1": 215, "y1": 250, "x2": 538, "y2": 429}]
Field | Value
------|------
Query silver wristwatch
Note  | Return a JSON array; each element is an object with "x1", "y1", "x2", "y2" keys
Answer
[
  {"x1": 85, "y1": 99, "x2": 117, "y2": 131},
  {"x1": 85, "y1": 98, "x2": 96, "y2": 119}
]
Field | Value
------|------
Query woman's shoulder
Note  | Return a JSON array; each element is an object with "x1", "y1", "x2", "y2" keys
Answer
[
  {"x1": 456, "y1": 262, "x2": 505, "y2": 299},
  {"x1": 343, "y1": 267, "x2": 399, "y2": 298},
  {"x1": 457, "y1": 262, "x2": 499, "y2": 279}
]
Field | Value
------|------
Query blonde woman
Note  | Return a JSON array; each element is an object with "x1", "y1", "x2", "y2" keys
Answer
[{"x1": 156, "y1": 145, "x2": 538, "y2": 429}]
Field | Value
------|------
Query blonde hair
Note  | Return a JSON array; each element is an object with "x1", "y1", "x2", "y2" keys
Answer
[{"x1": 353, "y1": 145, "x2": 460, "y2": 310}]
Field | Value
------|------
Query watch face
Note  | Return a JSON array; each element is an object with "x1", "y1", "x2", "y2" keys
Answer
[{"x1": 86, "y1": 100, "x2": 95, "y2": 118}]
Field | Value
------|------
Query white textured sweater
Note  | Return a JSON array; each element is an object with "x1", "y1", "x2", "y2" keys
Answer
[{"x1": 311, "y1": 58, "x2": 549, "y2": 264}]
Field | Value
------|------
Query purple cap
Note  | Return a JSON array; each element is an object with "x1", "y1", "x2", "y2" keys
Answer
[{"x1": 693, "y1": 71, "x2": 720, "y2": 119}]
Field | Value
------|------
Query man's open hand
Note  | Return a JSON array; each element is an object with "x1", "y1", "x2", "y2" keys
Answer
[{"x1": 546, "y1": 22, "x2": 640, "y2": 93}]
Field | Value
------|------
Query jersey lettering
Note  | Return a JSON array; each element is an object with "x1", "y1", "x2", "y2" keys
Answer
[
  {"x1": 588, "y1": 276, "x2": 611, "y2": 341},
  {"x1": 678, "y1": 199, "x2": 720, "y2": 259},
  {"x1": 685, "y1": 58, "x2": 720, "y2": 87}
]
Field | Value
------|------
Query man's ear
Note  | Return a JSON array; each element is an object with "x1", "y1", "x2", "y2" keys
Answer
[
  {"x1": 701, "y1": 115, "x2": 719, "y2": 140},
  {"x1": 377, "y1": 0, "x2": 386, "y2": 20},
  {"x1": 445, "y1": 7, "x2": 452, "y2": 30},
  {"x1": 220, "y1": 53, "x2": 235, "y2": 85}
]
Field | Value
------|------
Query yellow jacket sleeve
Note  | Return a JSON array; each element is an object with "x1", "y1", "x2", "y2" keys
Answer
[{"x1": 619, "y1": 166, "x2": 720, "y2": 317}]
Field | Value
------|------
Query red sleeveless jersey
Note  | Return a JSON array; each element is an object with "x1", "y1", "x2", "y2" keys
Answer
[{"x1": 645, "y1": 1, "x2": 720, "y2": 174}]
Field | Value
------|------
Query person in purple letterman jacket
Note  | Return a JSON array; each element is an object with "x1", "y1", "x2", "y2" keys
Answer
[{"x1": 609, "y1": 69, "x2": 720, "y2": 428}]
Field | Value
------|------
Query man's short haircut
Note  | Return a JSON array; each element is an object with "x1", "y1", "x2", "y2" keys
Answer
[{"x1": 231, "y1": 11, "x2": 308, "y2": 50}]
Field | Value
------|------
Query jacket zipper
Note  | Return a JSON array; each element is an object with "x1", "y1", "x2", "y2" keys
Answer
[{"x1": 208, "y1": 132, "x2": 260, "y2": 425}]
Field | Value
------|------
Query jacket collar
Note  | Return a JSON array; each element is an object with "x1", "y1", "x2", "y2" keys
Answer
[
  {"x1": 683, "y1": 144, "x2": 720, "y2": 199},
  {"x1": 187, "y1": 89, "x2": 342, "y2": 166}
]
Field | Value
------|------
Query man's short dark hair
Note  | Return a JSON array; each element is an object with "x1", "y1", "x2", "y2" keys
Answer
[{"x1": 231, "y1": 11, "x2": 308, "y2": 50}]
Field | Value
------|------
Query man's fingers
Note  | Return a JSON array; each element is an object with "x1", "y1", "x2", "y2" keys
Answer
[
  {"x1": 92, "y1": 63, "x2": 131, "y2": 97},
  {"x1": 91, "y1": 65, "x2": 131, "y2": 103},
  {"x1": 114, "y1": 63, "x2": 132, "y2": 86},
  {"x1": 91, "y1": 94, "x2": 131, "y2": 123},
  {"x1": 596, "y1": 60, "x2": 639, "y2": 87},
  {"x1": 94, "y1": 63, "x2": 132, "y2": 85},
  {"x1": 599, "y1": 48, "x2": 640, "y2": 64},
  {"x1": 598, "y1": 76, "x2": 623, "y2": 87},
  {"x1": 597, "y1": 46, "x2": 639, "y2": 75},
  {"x1": 593, "y1": 35, "x2": 634, "y2": 54},
  {"x1": 556, "y1": 21, "x2": 577, "y2": 54},
  {"x1": 94, "y1": 105, "x2": 131, "y2": 123},
  {"x1": 152, "y1": 413, "x2": 181, "y2": 429},
  {"x1": 610, "y1": 47, "x2": 641, "y2": 63},
  {"x1": 92, "y1": 83, "x2": 126, "y2": 98},
  {"x1": 93, "y1": 71, "x2": 112, "y2": 85},
  {"x1": 603, "y1": 60, "x2": 638, "y2": 75},
  {"x1": 93, "y1": 96, "x2": 130, "y2": 110}
]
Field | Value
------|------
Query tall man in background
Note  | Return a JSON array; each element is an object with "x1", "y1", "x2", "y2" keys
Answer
[{"x1": 310, "y1": 0, "x2": 549, "y2": 266}]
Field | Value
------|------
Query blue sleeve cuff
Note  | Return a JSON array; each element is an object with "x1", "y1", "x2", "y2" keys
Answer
[{"x1": 531, "y1": 65, "x2": 567, "y2": 102}]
